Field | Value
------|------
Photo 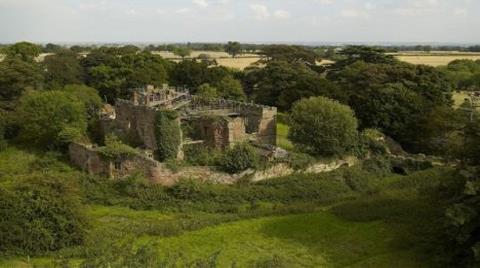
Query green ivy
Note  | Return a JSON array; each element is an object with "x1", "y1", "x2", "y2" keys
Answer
[{"x1": 154, "y1": 110, "x2": 181, "y2": 161}]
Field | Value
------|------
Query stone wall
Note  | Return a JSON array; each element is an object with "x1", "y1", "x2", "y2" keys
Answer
[
  {"x1": 69, "y1": 143, "x2": 111, "y2": 177},
  {"x1": 70, "y1": 142, "x2": 359, "y2": 186},
  {"x1": 227, "y1": 117, "x2": 246, "y2": 146},
  {"x1": 186, "y1": 96, "x2": 277, "y2": 146},
  {"x1": 115, "y1": 100, "x2": 158, "y2": 150},
  {"x1": 68, "y1": 143, "x2": 174, "y2": 184},
  {"x1": 256, "y1": 108, "x2": 277, "y2": 145},
  {"x1": 195, "y1": 117, "x2": 230, "y2": 148}
]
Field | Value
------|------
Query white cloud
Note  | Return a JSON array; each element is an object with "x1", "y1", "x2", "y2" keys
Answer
[
  {"x1": 364, "y1": 2, "x2": 375, "y2": 10},
  {"x1": 125, "y1": 9, "x2": 137, "y2": 15},
  {"x1": 156, "y1": 9, "x2": 165, "y2": 14},
  {"x1": 274, "y1": 10, "x2": 291, "y2": 19},
  {"x1": 216, "y1": 0, "x2": 230, "y2": 5},
  {"x1": 250, "y1": 4, "x2": 270, "y2": 20},
  {"x1": 79, "y1": 0, "x2": 108, "y2": 11},
  {"x1": 315, "y1": 0, "x2": 335, "y2": 4},
  {"x1": 340, "y1": 9, "x2": 369, "y2": 19},
  {"x1": 175, "y1": 8, "x2": 191, "y2": 14},
  {"x1": 192, "y1": 0, "x2": 208, "y2": 8},
  {"x1": 453, "y1": 8, "x2": 467, "y2": 16}
]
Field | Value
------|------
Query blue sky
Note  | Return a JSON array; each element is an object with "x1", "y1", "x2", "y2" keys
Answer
[{"x1": 0, "y1": 0, "x2": 478, "y2": 43}]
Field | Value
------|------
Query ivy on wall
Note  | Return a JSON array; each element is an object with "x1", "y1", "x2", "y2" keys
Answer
[{"x1": 154, "y1": 110, "x2": 182, "y2": 161}]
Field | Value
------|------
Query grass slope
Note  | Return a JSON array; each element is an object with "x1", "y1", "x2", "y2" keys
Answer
[
  {"x1": 0, "y1": 147, "x2": 446, "y2": 267},
  {"x1": 138, "y1": 200, "x2": 435, "y2": 267}
]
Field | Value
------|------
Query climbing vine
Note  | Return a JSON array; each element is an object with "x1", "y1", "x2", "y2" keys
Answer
[{"x1": 154, "y1": 110, "x2": 182, "y2": 161}]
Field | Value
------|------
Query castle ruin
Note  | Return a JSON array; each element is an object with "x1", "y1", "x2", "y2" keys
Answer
[
  {"x1": 101, "y1": 84, "x2": 277, "y2": 154},
  {"x1": 69, "y1": 84, "x2": 278, "y2": 182}
]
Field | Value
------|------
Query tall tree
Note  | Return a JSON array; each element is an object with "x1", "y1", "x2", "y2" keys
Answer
[
  {"x1": 15, "y1": 91, "x2": 87, "y2": 148},
  {"x1": 259, "y1": 45, "x2": 319, "y2": 66},
  {"x1": 245, "y1": 60, "x2": 344, "y2": 110},
  {"x1": 214, "y1": 76, "x2": 246, "y2": 101},
  {"x1": 44, "y1": 49, "x2": 83, "y2": 88},
  {"x1": 0, "y1": 58, "x2": 44, "y2": 105},
  {"x1": 173, "y1": 47, "x2": 191, "y2": 60},
  {"x1": 4, "y1": 42, "x2": 41, "y2": 62},
  {"x1": 333, "y1": 61, "x2": 454, "y2": 152},
  {"x1": 225, "y1": 41, "x2": 242, "y2": 58}
]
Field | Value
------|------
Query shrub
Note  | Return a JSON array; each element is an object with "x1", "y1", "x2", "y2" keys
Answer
[
  {"x1": 184, "y1": 144, "x2": 222, "y2": 166},
  {"x1": 0, "y1": 174, "x2": 87, "y2": 255},
  {"x1": 287, "y1": 152, "x2": 316, "y2": 170},
  {"x1": 221, "y1": 143, "x2": 260, "y2": 173},
  {"x1": 15, "y1": 90, "x2": 88, "y2": 148},
  {"x1": 154, "y1": 110, "x2": 181, "y2": 161},
  {"x1": 362, "y1": 156, "x2": 392, "y2": 176},
  {"x1": 288, "y1": 96, "x2": 358, "y2": 157},
  {"x1": 97, "y1": 134, "x2": 138, "y2": 161},
  {"x1": 359, "y1": 129, "x2": 389, "y2": 156}
]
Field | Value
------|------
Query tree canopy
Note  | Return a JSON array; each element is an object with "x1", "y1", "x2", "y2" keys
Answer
[
  {"x1": 245, "y1": 60, "x2": 343, "y2": 110},
  {"x1": 44, "y1": 49, "x2": 83, "y2": 88},
  {"x1": 259, "y1": 45, "x2": 319, "y2": 66},
  {"x1": 288, "y1": 96, "x2": 358, "y2": 156},
  {"x1": 225, "y1": 41, "x2": 242, "y2": 58},
  {"x1": 0, "y1": 58, "x2": 44, "y2": 105},
  {"x1": 15, "y1": 91, "x2": 88, "y2": 148},
  {"x1": 4, "y1": 42, "x2": 41, "y2": 62}
]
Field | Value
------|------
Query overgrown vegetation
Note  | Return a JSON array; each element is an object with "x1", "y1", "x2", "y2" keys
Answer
[
  {"x1": 221, "y1": 143, "x2": 260, "y2": 174},
  {"x1": 0, "y1": 160, "x2": 87, "y2": 256},
  {"x1": 154, "y1": 110, "x2": 182, "y2": 161}
]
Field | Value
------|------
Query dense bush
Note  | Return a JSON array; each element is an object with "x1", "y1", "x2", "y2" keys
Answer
[
  {"x1": 97, "y1": 134, "x2": 139, "y2": 160},
  {"x1": 15, "y1": 90, "x2": 88, "y2": 148},
  {"x1": 0, "y1": 174, "x2": 87, "y2": 255},
  {"x1": 184, "y1": 144, "x2": 222, "y2": 166},
  {"x1": 154, "y1": 110, "x2": 182, "y2": 161},
  {"x1": 288, "y1": 96, "x2": 358, "y2": 157},
  {"x1": 221, "y1": 143, "x2": 260, "y2": 174},
  {"x1": 62, "y1": 84, "x2": 103, "y2": 119}
]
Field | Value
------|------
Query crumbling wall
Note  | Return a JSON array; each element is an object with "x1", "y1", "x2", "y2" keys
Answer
[
  {"x1": 69, "y1": 143, "x2": 111, "y2": 177},
  {"x1": 115, "y1": 100, "x2": 158, "y2": 150},
  {"x1": 197, "y1": 117, "x2": 230, "y2": 148},
  {"x1": 69, "y1": 142, "x2": 163, "y2": 181},
  {"x1": 227, "y1": 117, "x2": 246, "y2": 145},
  {"x1": 256, "y1": 107, "x2": 277, "y2": 145},
  {"x1": 240, "y1": 105, "x2": 277, "y2": 145}
]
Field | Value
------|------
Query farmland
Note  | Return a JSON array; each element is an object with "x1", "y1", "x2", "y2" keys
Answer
[
  {"x1": 4, "y1": 50, "x2": 478, "y2": 70},
  {"x1": 395, "y1": 53, "x2": 480, "y2": 66}
]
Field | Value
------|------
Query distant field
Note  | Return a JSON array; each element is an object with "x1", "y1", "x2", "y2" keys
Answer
[
  {"x1": 393, "y1": 52, "x2": 480, "y2": 66},
  {"x1": 6, "y1": 50, "x2": 479, "y2": 68},
  {"x1": 153, "y1": 50, "x2": 258, "y2": 59},
  {"x1": 396, "y1": 55, "x2": 480, "y2": 66}
]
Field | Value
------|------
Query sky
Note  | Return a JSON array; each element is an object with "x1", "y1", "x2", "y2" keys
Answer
[{"x1": 0, "y1": 0, "x2": 478, "y2": 44}]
